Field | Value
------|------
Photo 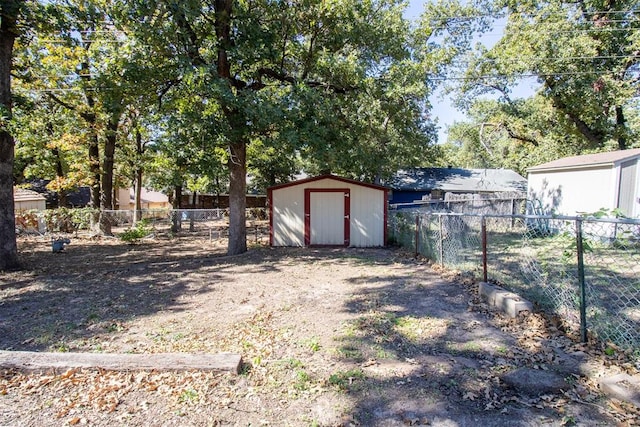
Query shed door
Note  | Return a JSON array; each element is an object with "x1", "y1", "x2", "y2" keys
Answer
[{"x1": 304, "y1": 189, "x2": 350, "y2": 246}]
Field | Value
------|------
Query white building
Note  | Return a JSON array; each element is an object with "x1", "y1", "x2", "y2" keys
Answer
[
  {"x1": 268, "y1": 174, "x2": 388, "y2": 247},
  {"x1": 527, "y1": 149, "x2": 640, "y2": 218}
]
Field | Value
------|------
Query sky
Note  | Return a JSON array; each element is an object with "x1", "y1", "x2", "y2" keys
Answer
[{"x1": 404, "y1": 1, "x2": 539, "y2": 144}]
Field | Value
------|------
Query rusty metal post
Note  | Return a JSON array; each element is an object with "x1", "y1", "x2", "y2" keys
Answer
[
  {"x1": 438, "y1": 215, "x2": 444, "y2": 266},
  {"x1": 481, "y1": 216, "x2": 488, "y2": 282}
]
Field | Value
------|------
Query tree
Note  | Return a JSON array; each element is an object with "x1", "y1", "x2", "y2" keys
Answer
[
  {"x1": 450, "y1": 0, "x2": 640, "y2": 160},
  {"x1": 0, "y1": 0, "x2": 25, "y2": 270},
  {"x1": 121, "y1": 0, "x2": 426, "y2": 255}
]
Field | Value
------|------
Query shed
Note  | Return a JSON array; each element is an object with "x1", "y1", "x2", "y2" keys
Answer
[
  {"x1": 387, "y1": 167, "x2": 527, "y2": 207},
  {"x1": 14, "y1": 188, "x2": 46, "y2": 211},
  {"x1": 527, "y1": 148, "x2": 640, "y2": 217},
  {"x1": 268, "y1": 174, "x2": 387, "y2": 247}
]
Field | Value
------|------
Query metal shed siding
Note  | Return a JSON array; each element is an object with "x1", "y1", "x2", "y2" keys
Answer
[
  {"x1": 271, "y1": 185, "x2": 305, "y2": 246},
  {"x1": 270, "y1": 177, "x2": 386, "y2": 247},
  {"x1": 618, "y1": 159, "x2": 639, "y2": 217},
  {"x1": 349, "y1": 185, "x2": 386, "y2": 247},
  {"x1": 528, "y1": 166, "x2": 616, "y2": 215}
]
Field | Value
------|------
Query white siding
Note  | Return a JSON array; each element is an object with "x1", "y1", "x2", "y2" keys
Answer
[
  {"x1": 271, "y1": 177, "x2": 386, "y2": 247},
  {"x1": 310, "y1": 192, "x2": 344, "y2": 245},
  {"x1": 349, "y1": 185, "x2": 385, "y2": 247},
  {"x1": 272, "y1": 185, "x2": 305, "y2": 246},
  {"x1": 618, "y1": 159, "x2": 640, "y2": 217},
  {"x1": 528, "y1": 166, "x2": 616, "y2": 215},
  {"x1": 15, "y1": 199, "x2": 46, "y2": 211}
]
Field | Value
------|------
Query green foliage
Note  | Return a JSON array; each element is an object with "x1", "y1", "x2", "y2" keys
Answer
[
  {"x1": 42, "y1": 208, "x2": 97, "y2": 233},
  {"x1": 440, "y1": 0, "x2": 640, "y2": 171},
  {"x1": 328, "y1": 368, "x2": 365, "y2": 391},
  {"x1": 580, "y1": 208, "x2": 628, "y2": 219},
  {"x1": 119, "y1": 219, "x2": 152, "y2": 243}
]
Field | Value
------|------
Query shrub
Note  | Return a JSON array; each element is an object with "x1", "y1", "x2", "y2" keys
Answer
[{"x1": 119, "y1": 219, "x2": 152, "y2": 243}]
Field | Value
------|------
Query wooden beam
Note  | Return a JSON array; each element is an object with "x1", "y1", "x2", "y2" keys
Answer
[{"x1": 0, "y1": 351, "x2": 243, "y2": 374}]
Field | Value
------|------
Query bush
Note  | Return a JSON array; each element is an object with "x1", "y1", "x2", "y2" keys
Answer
[
  {"x1": 119, "y1": 219, "x2": 152, "y2": 243},
  {"x1": 41, "y1": 207, "x2": 99, "y2": 233}
]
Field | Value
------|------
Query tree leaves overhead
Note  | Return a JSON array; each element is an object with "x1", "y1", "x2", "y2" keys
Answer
[{"x1": 444, "y1": 0, "x2": 640, "y2": 173}]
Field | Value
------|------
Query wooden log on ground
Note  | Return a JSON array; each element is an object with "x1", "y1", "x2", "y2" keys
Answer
[{"x1": 0, "y1": 351, "x2": 242, "y2": 374}]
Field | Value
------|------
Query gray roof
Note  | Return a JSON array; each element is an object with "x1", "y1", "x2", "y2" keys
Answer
[
  {"x1": 528, "y1": 148, "x2": 640, "y2": 172},
  {"x1": 388, "y1": 168, "x2": 527, "y2": 193}
]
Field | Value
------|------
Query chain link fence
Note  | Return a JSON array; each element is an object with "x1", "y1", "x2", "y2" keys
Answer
[
  {"x1": 16, "y1": 208, "x2": 270, "y2": 244},
  {"x1": 388, "y1": 210, "x2": 640, "y2": 354}
]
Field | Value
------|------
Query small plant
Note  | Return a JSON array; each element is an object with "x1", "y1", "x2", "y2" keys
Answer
[
  {"x1": 301, "y1": 337, "x2": 321, "y2": 352},
  {"x1": 284, "y1": 358, "x2": 304, "y2": 369},
  {"x1": 328, "y1": 368, "x2": 365, "y2": 391},
  {"x1": 178, "y1": 388, "x2": 199, "y2": 404},
  {"x1": 55, "y1": 341, "x2": 69, "y2": 352},
  {"x1": 119, "y1": 219, "x2": 152, "y2": 243},
  {"x1": 294, "y1": 369, "x2": 312, "y2": 391}
]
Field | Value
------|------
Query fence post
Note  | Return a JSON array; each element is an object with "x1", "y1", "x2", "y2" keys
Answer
[
  {"x1": 415, "y1": 214, "x2": 420, "y2": 257},
  {"x1": 481, "y1": 216, "x2": 488, "y2": 283},
  {"x1": 438, "y1": 215, "x2": 444, "y2": 266},
  {"x1": 576, "y1": 217, "x2": 588, "y2": 343}
]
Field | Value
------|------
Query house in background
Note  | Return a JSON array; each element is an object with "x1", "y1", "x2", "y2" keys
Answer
[
  {"x1": 14, "y1": 187, "x2": 46, "y2": 211},
  {"x1": 387, "y1": 167, "x2": 527, "y2": 208},
  {"x1": 23, "y1": 179, "x2": 90, "y2": 208},
  {"x1": 527, "y1": 148, "x2": 640, "y2": 218},
  {"x1": 116, "y1": 188, "x2": 171, "y2": 210},
  {"x1": 268, "y1": 174, "x2": 387, "y2": 247}
]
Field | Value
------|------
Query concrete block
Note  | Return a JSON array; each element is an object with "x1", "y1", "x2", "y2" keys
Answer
[
  {"x1": 478, "y1": 282, "x2": 500, "y2": 304},
  {"x1": 501, "y1": 298, "x2": 533, "y2": 318},
  {"x1": 478, "y1": 282, "x2": 533, "y2": 318},
  {"x1": 600, "y1": 373, "x2": 640, "y2": 408}
]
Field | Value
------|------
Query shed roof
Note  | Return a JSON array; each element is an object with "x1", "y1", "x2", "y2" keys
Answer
[
  {"x1": 14, "y1": 187, "x2": 46, "y2": 202},
  {"x1": 268, "y1": 174, "x2": 387, "y2": 192},
  {"x1": 388, "y1": 168, "x2": 527, "y2": 193},
  {"x1": 129, "y1": 188, "x2": 169, "y2": 204},
  {"x1": 528, "y1": 148, "x2": 640, "y2": 172}
]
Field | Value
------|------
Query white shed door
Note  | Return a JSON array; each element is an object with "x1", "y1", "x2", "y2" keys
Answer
[{"x1": 309, "y1": 191, "x2": 347, "y2": 245}]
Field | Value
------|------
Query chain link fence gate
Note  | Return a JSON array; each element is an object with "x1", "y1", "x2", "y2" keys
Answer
[{"x1": 388, "y1": 210, "x2": 640, "y2": 357}]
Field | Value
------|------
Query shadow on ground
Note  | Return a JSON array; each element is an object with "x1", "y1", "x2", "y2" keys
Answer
[{"x1": 332, "y1": 256, "x2": 615, "y2": 426}]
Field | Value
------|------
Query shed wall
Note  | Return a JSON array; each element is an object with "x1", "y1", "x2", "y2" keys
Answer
[
  {"x1": 618, "y1": 159, "x2": 640, "y2": 217},
  {"x1": 528, "y1": 166, "x2": 616, "y2": 215},
  {"x1": 271, "y1": 178, "x2": 385, "y2": 247},
  {"x1": 14, "y1": 199, "x2": 46, "y2": 211}
]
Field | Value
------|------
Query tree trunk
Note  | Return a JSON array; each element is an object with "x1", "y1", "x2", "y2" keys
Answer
[
  {"x1": 52, "y1": 147, "x2": 67, "y2": 207},
  {"x1": 171, "y1": 185, "x2": 182, "y2": 232},
  {"x1": 134, "y1": 169, "x2": 142, "y2": 222},
  {"x1": 615, "y1": 105, "x2": 627, "y2": 150},
  {"x1": 134, "y1": 125, "x2": 144, "y2": 222},
  {"x1": 0, "y1": 2, "x2": 20, "y2": 271},
  {"x1": 99, "y1": 114, "x2": 120, "y2": 235},
  {"x1": 215, "y1": 0, "x2": 247, "y2": 255},
  {"x1": 227, "y1": 140, "x2": 247, "y2": 255}
]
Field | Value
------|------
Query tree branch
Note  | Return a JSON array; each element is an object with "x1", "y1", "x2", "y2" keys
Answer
[
  {"x1": 257, "y1": 67, "x2": 356, "y2": 93},
  {"x1": 46, "y1": 92, "x2": 76, "y2": 112}
]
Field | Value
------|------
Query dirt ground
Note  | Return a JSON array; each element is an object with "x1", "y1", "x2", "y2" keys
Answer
[{"x1": 0, "y1": 233, "x2": 639, "y2": 426}]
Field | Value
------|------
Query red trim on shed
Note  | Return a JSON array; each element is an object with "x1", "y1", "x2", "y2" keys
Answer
[
  {"x1": 383, "y1": 188, "x2": 388, "y2": 246},
  {"x1": 304, "y1": 188, "x2": 350, "y2": 247},
  {"x1": 268, "y1": 174, "x2": 386, "y2": 192},
  {"x1": 267, "y1": 187, "x2": 274, "y2": 246}
]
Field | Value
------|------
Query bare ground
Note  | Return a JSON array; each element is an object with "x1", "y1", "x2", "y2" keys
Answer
[{"x1": 0, "y1": 233, "x2": 638, "y2": 426}]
